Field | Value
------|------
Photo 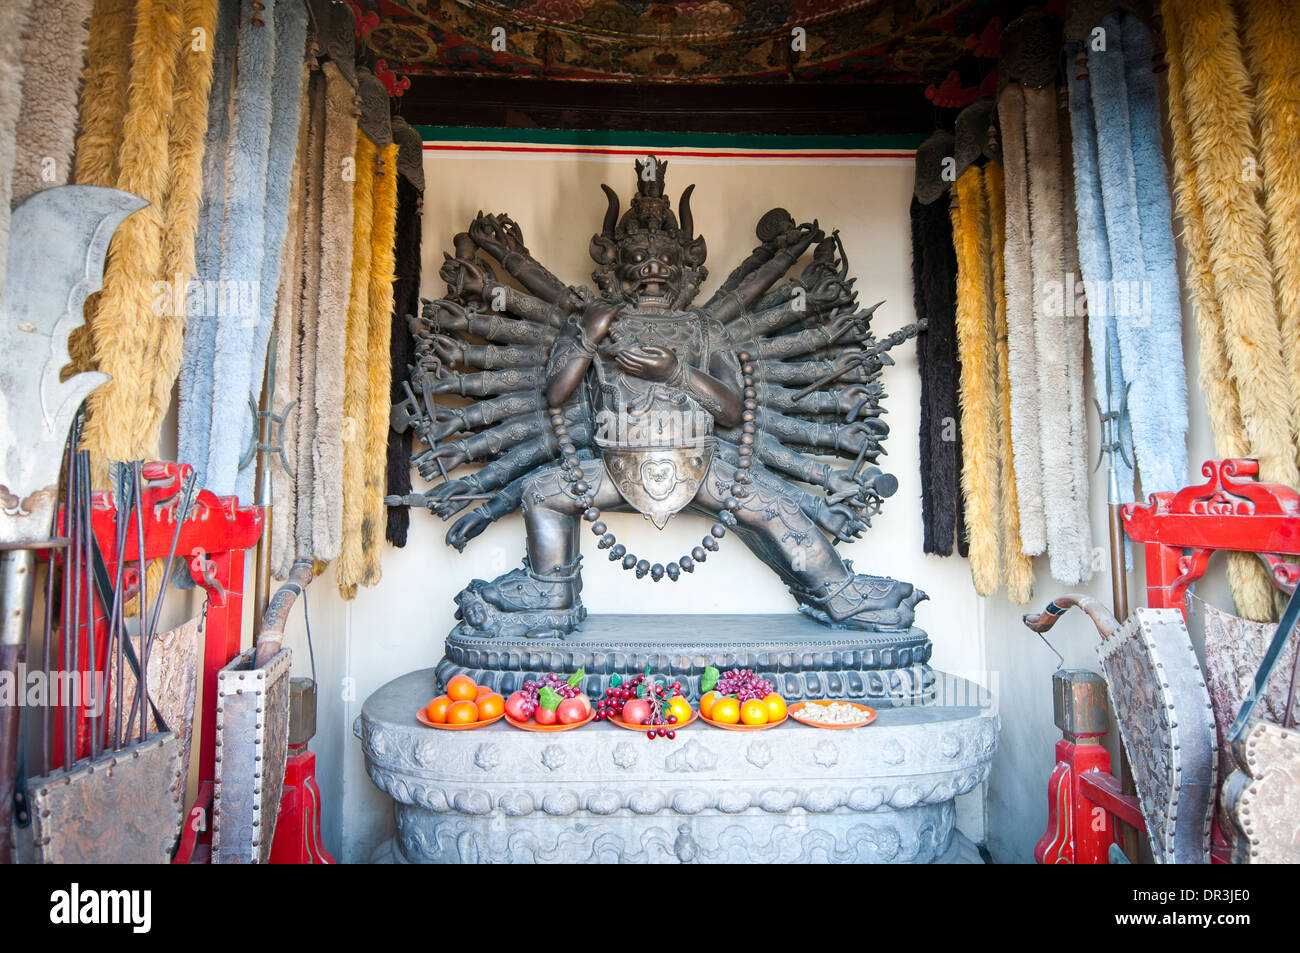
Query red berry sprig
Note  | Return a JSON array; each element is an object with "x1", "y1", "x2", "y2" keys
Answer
[{"x1": 594, "y1": 671, "x2": 685, "y2": 740}]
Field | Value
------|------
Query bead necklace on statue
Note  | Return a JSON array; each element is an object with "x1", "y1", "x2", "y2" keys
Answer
[{"x1": 548, "y1": 351, "x2": 758, "y2": 582}]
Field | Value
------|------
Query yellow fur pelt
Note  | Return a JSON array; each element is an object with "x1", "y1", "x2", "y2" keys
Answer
[
  {"x1": 361, "y1": 142, "x2": 400, "y2": 587},
  {"x1": 984, "y1": 161, "x2": 1033, "y2": 604},
  {"x1": 950, "y1": 163, "x2": 1033, "y2": 603},
  {"x1": 950, "y1": 167, "x2": 1000, "y2": 596},
  {"x1": 1163, "y1": 0, "x2": 1299, "y2": 619},
  {"x1": 338, "y1": 132, "x2": 379, "y2": 600},
  {"x1": 1242, "y1": 0, "x2": 1300, "y2": 472},
  {"x1": 69, "y1": 0, "x2": 217, "y2": 485}
]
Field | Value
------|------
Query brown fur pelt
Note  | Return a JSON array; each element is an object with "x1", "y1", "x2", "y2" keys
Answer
[
  {"x1": 984, "y1": 161, "x2": 1034, "y2": 604},
  {"x1": 361, "y1": 142, "x2": 400, "y2": 586},
  {"x1": 1164, "y1": 0, "x2": 1298, "y2": 619},
  {"x1": 12, "y1": 0, "x2": 94, "y2": 203},
  {"x1": 950, "y1": 166, "x2": 1001, "y2": 595},
  {"x1": 337, "y1": 131, "x2": 379, "y2": 600}
]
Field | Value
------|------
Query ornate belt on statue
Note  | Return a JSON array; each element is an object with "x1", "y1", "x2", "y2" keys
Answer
[{"x1": 598, "y1": 439, "x2": 715, "y2": 530}]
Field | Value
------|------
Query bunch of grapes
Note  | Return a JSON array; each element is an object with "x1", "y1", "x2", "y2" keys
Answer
[
  {"x1": 714, "y1": 668, "x2": 774, "y2": 702},
  {"x1": 516, "y1": 672, "x2": 583, "y2": 718},
  {"x1": 594, "y1": 673, "x2": 685, "y2": 740}
]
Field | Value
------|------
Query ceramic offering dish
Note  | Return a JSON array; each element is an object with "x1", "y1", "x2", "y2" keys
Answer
[{"x1": 788, "y1": 700, "x2": 878, "y2": 729}]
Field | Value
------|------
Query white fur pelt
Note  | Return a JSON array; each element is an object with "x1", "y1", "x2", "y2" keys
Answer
[
  {"x1": 1001, "y1": 82, "x2": 1094, "y2": 584},
  {"x1": 997, "y1": 84, "x2": 1047, "y2": 556},
  {"x1": 12, "y1": 0, "x2": 94, "y2": 203},
  {"x1": 0, "y1": 0, "x2": 35, "y2": 302}
]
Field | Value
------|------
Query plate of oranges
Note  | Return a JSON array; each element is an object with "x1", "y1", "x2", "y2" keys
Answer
[
  {"x1": 697, "y1": 689, "x2": 788, "y2": 730},
  {"x1": 418, "y1": 674, "x2": 506, "y2": 730}
]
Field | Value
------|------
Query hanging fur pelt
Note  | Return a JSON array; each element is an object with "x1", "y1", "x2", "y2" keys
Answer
[
  {"x1": 176, "y1": 0, "x2": 236, "y2": 485},
  {"x1": 1242, "y1": 0, "x2": 1300, "y2": 472},
  {"x1": 984, "y1": 161, "x2": 1034, "y2": 604},
  {"x1": 146, "y1": 0, "x2": 221, "y2": 456},
  {"x1": 0, "y1": 0, "x2": 35, "y2": 302},
  {"x1": 79, "y1": 0, "x2": 187, "y2": 484},
  {"x1": 307, "y1": 61, "x2": 359, "y2": 563},
  {"x1": 1164, "y1": 0, "x2": 1300, "y2": 619},
  {"x1": 385, "y1": 119, "x2": 425, "y2": 547},
  {"x1": 1000, "y1": 81, "x2": 1093, "y2": 584},
  {"x1": 910, "y1": 181, "x2": 967, "y2": 558},
  {"x1": 950, "y1": 166, "x2": 1000, "y2": 595},
  {"x1": 183, "y1": 0, "x2": 308, "y2": 502},
  {"x1": 235, "y1": 0, "x2": 309, "y2": 504},
  {"x1": 12, "y1": 0, "x2": 95, "y2": 203},
  {"x1": 337, "y1": 129, "x2": 379, "y2": 601},
  {"x1": 1161, "y1": 1, "x2": 1271, "y2": 621},
  {"x1": 998, "y1": 84, "x2": 1047, "y2": 557},
  {"x1": 362, "y1": 141, "x2": 400, "y2": 585},
  {"x1": 269, "y1": 69, "x2": 310, "y2": 581},
  {"x1": 1068, "y1": 12, "x2": 1189, "y2": 497}
]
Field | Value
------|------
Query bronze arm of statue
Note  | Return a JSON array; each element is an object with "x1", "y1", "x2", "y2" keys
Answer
[
  {"x1": 468, "y1": 213, "x2": 583, "y2": 313},
  {"x1": 705, "y1": 222, "x2": 824, "y2": 324}
]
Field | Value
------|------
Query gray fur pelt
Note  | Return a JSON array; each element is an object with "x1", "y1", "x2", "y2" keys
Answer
[{"x1": 0, "y1": 0, "x2": 36, "y2": 301}]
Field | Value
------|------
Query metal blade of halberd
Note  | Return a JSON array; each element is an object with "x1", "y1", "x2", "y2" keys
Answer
[{"x1": 0, "y1": 186, "x2": 147, "y2": 543}]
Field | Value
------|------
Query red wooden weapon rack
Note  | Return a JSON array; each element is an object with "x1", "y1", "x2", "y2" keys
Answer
[
  {"x1": 45, "y1": 461, "x2": 332, "y2": 863},
  {"x1": 1035, "y1": 458, "x2": 1300, "y2": 864}
]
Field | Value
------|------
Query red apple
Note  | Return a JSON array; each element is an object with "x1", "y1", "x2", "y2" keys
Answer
[
  {"x1": 504, "y1": 691, "x2": 531, "y2": 721},
  {"x1": 534, "y1": 706, "x2": 558, "y2": 726},
  {"x1": 574, "y1": 693, "x2": 592, "y2": 715},
  {"x1": 622, "y1": 699, "x2": 651, "y2": 725},
  {"x1": 557, "y1": 698, "x2": 588, "y2": 724}
]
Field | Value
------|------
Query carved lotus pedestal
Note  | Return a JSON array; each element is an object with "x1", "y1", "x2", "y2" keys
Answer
[{"x1": 357, "y1": 668, "x2": 998, "y2": 864}]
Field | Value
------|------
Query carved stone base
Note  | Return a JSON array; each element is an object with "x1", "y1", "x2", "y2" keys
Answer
[
  {"x1": 437, "y1": 613, "x2": 935, "y2": 707},
  {"x1": 358, "y1": 668, "x2": 996, "y2": 864}
]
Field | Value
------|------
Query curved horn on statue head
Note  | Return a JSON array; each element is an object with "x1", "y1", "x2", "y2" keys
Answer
[
  {"x1": 600, "y1": 184, "x2": 620, "y2": 239},
  {"x1": 678, "y1": 183, "x2": 696, "y2": 239}
]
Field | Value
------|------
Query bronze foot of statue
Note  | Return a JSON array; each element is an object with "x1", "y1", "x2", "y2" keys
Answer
[{"x1": 791, "y1": 571, "x2": 929, "y2": 632}]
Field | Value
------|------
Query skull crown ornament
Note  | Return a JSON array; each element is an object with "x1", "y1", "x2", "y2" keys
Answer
[{"x1": 389, "y1": 156, "x2": 927, "y2": 640}]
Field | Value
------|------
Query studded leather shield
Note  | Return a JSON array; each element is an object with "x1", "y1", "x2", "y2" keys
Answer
[
  {"x1": 1097, "y1": 608, "x2": 1217, "y2": 864},
  {"x1": 602, "y1": 442, "x2": 714, "y2": 530}
]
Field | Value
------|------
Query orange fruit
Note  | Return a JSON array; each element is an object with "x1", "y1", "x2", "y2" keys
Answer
[
  {"x1": 668, "y1": 696, "x2": 692, "y2": 724},
  {"x1": 447, "y1": 700, "x2": 479, "y2": 724},
  {"x1": 711, "y1": 697, "x2": 740, "y2": 724},
  {"x1": 740, "y1": 699, "x2": 769, "y2": 725},
  {"x1": 762, "y1": 693, "x2": 787, "y2": 723},
  {"x1": 425, "y1": 695, "x2": 452, "y2": 724},
  {"x1": 475, "y1": 684, "x2": 495, "y2": 700},
  {"x1": 699, "y1": 691, "x2": 720, "y2": 718},
  {"x1": 476, "y1": 692, "x2": 504, "y2": 720},
  {"x1": 446, "y1": 674, "x2": 478, "y2": 702}
]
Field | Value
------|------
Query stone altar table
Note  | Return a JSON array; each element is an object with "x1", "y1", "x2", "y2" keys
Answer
[{"x1": 358, "y1": 668, "x2": 997, "y2": 864}]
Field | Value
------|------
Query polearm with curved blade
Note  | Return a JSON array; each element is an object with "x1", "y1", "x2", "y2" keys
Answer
[
  {"x1": 0, "y1": 186, "x2": 146, "y2": 862},
  {"x1": 1093, "y1": 337, "x2": 1139, "y2": 863}
]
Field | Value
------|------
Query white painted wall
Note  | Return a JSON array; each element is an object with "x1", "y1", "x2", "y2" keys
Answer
[{"x1": 281, "y1": 134, "x2": 1223, "y2": 864}]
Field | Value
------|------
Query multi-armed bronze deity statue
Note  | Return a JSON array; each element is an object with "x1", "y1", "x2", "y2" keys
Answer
[{"x1": 390, "y1": 157, "x2": 931, "y2": 703}]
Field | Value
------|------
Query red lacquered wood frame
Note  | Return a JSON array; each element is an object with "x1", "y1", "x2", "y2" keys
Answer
[
  {"x1": 48, "y1": 462, "x2": 262, "y2": 863},
  {"x1": 1041, "y1": 459, "x2": 1300, "y2": 865}
]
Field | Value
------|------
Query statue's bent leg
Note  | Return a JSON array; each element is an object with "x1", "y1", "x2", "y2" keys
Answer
[
  {"x1": 475, "y1": 461, "x2": 620, "y2": 616},
  {"x1": 693, "y1": 458, "x2": 927, "y2": 631}
]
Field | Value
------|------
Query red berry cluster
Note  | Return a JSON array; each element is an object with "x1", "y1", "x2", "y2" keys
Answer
[{"x1": 595, "y1": 674, "x2": 685, "y2": 740}]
